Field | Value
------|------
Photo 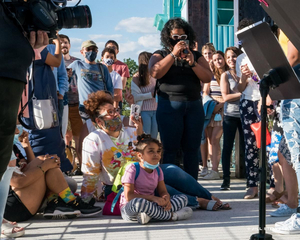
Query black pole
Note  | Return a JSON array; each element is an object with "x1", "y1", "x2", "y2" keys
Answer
[{"x1": 250, "y1": 77, "x2": 273, "y2": 240}]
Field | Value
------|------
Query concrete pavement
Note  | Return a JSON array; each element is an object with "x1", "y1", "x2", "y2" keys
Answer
[{"x1": 8, "y1": 177, "x2": 299, "y2": 240}]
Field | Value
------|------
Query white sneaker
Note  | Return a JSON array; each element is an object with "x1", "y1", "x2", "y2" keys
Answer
[
  {"x1": 202, "y1": 170, "x2": 220, "y2": 180},
  {"x1": 200, "y1": 167, "x2": 208, "y2": 177},
  {"x1": 137, "y1": 213, "x2": 151, "y2": 225},
  {"x1": 275, "y1": 213, "x2": 296, "y2": 228},
  {"x1": 272, "y1": 213, "x2": 300, "y2": 234},
  {"x1": 172, "y1": 207, "x2": 193, "y2": 221}
]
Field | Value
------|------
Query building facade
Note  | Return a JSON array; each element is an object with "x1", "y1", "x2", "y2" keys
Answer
[{"x1": 154, "y1": 0, "x2": 266, "y2": 52}]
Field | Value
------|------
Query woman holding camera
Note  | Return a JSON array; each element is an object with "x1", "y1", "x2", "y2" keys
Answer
[{"x1": 149, "y1": 18, "x2": 212, "y2": 180}]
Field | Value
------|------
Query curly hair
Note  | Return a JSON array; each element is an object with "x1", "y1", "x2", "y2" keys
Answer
[
  {"x1": 212, "y1": 51, "x2": 229, "y2": 85},
  {"x1": 83, "y1": 91, "x2": 113, "y2": 122},
  {"x1": 201, "y1": 42, "x2": 216, "y2": 55},
  {"x1": 161, "y1": 18, "x2": 196, "y2": 50},
  {"x1": 134, "y1": 134, "x2": 162, "y2": 153},
  {"x1": 138, "y1": 51, "x2": 152, "y2": 87}
]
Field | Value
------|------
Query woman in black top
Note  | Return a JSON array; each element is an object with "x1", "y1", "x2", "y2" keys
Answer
[{"x1": 149, "y1": 18, "x2": 212, "y2": 179}]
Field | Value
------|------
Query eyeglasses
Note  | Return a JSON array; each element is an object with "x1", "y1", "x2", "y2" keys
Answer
[
  {"x1": 171, "y1": 34, "x2": 188, "y2": 40},
  {"x1": 98, "y1": 108, "x2": 120, "y2": 117}
]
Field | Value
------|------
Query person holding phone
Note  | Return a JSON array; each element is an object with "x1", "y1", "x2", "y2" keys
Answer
[{"x1": 149, "y1": 18, "x2": 212, "y2": 180}]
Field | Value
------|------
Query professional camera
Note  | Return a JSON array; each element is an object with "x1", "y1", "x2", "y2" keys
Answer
[{"x1": 2, "y1": 0, "x2": 92, "y2": 38}]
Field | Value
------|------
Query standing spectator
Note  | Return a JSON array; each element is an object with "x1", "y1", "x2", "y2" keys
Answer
[
  {"x1": 236, "y1": 19, "x2": 271, "y2": 199},
  {"x1": 219, "y1": 47, "x2": 244, "y2": 190},
  {"x1": 131, "y1": 52, "x2": 158, "y2": 139},
  {"x1": 105, "y1": 40, "x2": 130, "y2": 89},
  {"x1": 101, "y1": 47, "x2": 123, "y2": 108},
  {"x1": 68, "y1": 40, "x2": 114, "y2": 122},
  {"x1": 59, "y1": 34, "x2": 83, "y2": 174},
  {"x1": 27, "y1": 34, "x2": 73, "y2": 174},
  {"x1": 200, "y1": 43, "x2": 216, "y2": 177},
  {"x1": 149, "y1": 18, "x2": 212, "y2": 180},
  {"x1": 202, "y1": 51, "x2": 228, "y2": 180},
  {"x1": 46, "y1": 43, "x2": 68, "y2": 136}
]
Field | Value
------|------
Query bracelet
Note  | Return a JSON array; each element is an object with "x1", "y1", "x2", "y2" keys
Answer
[
  {"x1": 189, "y1": 61, "x2": 197, "y2": 67},
  {"x1": 170, "y1": 52, "x2": 176, "y2": 59},
  {"x1": 37, "y1": 165, "x2": 45, "y2": 174}
]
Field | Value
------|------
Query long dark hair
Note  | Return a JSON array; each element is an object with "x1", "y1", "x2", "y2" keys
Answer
[
  {"x1": 212, "y1": 51, "x2": 229, "y2": 85},
  {"x1": 161, "y1": 18, "x2": 196, "y2": 50},
  {"x1": 138, "y1": 52, "x2": 152, "y2": 87}
]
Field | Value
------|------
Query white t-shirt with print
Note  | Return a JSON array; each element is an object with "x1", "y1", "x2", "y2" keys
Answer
[
  {"x1": 236, "y1": 53, "x2": 261, "y2": 101},
  {"x1": 110, "y1": 70, "x2": 123, "y2": 90},
  {"x1": 81, "y1": 126, "x2": 137, "y2": 202}
]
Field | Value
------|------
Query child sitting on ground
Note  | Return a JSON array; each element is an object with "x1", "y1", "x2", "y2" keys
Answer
[{"x1": 120, "y1": 134, "x2": 193, "y2": 224}]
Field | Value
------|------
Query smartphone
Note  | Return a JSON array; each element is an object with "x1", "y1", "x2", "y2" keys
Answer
[
  {"x1": 181, "y1": 40, "x2": 189, "y2": 54},
  {"x1": 129, "y1": 104, "x2": 141, "y2": 126}
]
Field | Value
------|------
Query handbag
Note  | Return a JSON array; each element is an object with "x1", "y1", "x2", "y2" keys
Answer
[
  {"x1": 250, "y1": 121, "x2": 271, "y2": 148},
  {"x1": 32, "y1": 96, "x2": 58, "y2": 130}
]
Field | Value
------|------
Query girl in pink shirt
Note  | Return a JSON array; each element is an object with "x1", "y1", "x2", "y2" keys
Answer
[{"x1": 120, "y1": 134, "x2": 193, "y2": 224}]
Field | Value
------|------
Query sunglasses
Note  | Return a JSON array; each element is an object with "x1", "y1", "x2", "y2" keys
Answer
[
  {"x1": 171, "y1": 34, "x2": 188, "y2": 40},
  {"x1": 85, "y1": 46, "x2": 98, "y2": 52},
  {"x1": 98, "y1": 108, "x2": 120, "y2": 117}
]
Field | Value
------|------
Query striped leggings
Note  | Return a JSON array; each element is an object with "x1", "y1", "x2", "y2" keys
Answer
[{"x1": 121, "y1": 194, "x2": 188, "y2": 221}]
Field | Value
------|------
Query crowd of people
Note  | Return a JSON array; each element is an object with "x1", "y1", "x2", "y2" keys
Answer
[{"x1": 1, "y1": 14, "x2": 300, "y2": 237}]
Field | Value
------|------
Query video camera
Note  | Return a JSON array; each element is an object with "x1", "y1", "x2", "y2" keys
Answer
[{"x1": 2, "y1": 0, "x2": 92, "y2": 38}]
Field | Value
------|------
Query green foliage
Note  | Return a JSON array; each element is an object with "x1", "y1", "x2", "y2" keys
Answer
[{"x1": 121, "y1": 58, "x2": 138, "y2": 117}]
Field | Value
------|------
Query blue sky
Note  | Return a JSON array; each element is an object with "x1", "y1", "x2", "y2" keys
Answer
[{"x1": 62, "y1": 0, "x2": 163, "y2": 63}]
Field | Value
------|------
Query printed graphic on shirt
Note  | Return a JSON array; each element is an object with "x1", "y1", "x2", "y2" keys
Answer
[{"x1": 80, "y1": 69, "x2": 103, "y2": 82}]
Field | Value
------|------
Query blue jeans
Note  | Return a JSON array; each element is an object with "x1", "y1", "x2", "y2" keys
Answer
[
  {"x1": 156, "y1": 97, "x2": 204, "y2": 180},
  {"x1": 141, "y1": 110, "x2": 158, "y2": 139},
  {"x1": 160, "y1": 164, "x2": 212, "y2": 206},
  {"x1": 281, "y1": 99, "x2": 300, "y2": 199}
]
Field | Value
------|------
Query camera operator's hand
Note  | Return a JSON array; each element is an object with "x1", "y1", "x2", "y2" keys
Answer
[
  {"x1": 52, "y1": 33, "x2": 61, "y2": 45},
  {"x1": 29, "y1": 30, "x2": 49, "y2": 49},
  {"x1": 185, "y1": 50, "x2": 195, "y2": 66}
]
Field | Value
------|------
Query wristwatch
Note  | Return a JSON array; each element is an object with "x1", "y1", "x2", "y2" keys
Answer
[
  {"x1": 170, "y1": 52, "x2": 176, "y2": 59},
  {"x1": 189, "y1": 61, "x2": 197, "y2": 67}
]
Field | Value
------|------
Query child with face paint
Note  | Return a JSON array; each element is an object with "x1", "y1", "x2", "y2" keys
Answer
[
  {"x1": 120, "y1": 134, "x2": 193, "y2": 224},
  {"x1": 101, "y1": 47, "x2": 123, "y2": 108}
]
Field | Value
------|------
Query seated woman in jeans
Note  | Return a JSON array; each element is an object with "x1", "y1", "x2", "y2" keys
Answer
[
  {"x1": 149, "y1": 18, "x2": 212, "y2": 180},
  {"x1": 81, "y1": 91, "x2": 231, "y2": 211}
]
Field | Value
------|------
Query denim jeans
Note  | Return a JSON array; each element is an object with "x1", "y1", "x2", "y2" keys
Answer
[
  {"x1": 160, "y1": 164, "x2": 212, "y2": 206},
  {"x1": 281, "y1": 99, "x2": 300, "y2": 200},
  {"x1": 156, "y1": 97, "x2": 204, "y2": 180},
  {"x1": 221, "y1": 115, "x2": 244, "y2": 179},
  {"x1": 140, "y1": 110, "x2": 158, "y2": 139}
]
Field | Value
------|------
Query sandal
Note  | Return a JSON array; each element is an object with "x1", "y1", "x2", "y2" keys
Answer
[
  {"x1": 218, "y1": 202, "x2": 232, "y2": 210},
  {"x1": 266, "y1": 190, "x2": 286, "y2": 204},
  {"x1": 1, "y1": 222, "x2": 25, "y2": 238}
]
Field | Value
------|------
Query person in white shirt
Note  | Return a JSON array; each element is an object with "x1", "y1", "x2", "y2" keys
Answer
[{"x1": 101, "y1": 47, "x2": 123, "y2": 108}]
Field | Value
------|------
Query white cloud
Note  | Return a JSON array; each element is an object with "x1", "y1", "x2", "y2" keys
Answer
[
  {"x1": 70, "y1": 51, "x2": 83, "y2": 60},
  {"x1": 119, "y1": 41, "x2": 139, "y2": 53},
  {"x1": 138, "y1": 34, "x2": 161, "y2": 48},
  {"x1": 115, "y1": 17, "x2": 157, "y2": 33},
  {"x1": 69, "y1": 37, "x2": 83, "y2": 44},
  {"x1": 89, "y1": 34, "x2": 122, "y2": 40}
]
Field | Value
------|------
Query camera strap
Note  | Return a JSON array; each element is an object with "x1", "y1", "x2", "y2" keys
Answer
[
  {"x1": 97, "y1": 63, "x2": 107, "y2": 91},
  {"x1": 18, "y1": 64, "x2": 36, "y2": 130}
]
